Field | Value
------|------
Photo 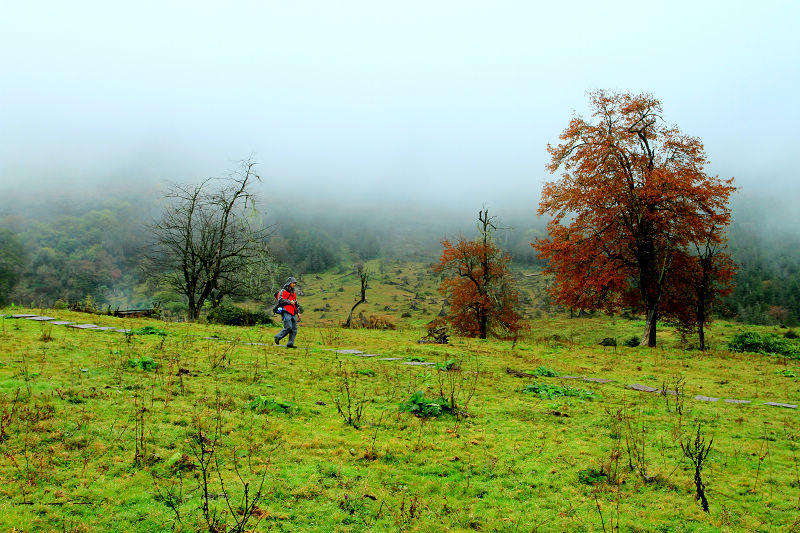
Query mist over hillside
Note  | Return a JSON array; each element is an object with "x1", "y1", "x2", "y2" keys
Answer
[{"x1": 1, "y1": 179, "x2": 798, "y2": 324}]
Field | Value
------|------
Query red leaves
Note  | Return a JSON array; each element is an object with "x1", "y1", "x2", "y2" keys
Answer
[
  {"x1": 435, "y1": 235, "x2": 524, "y2": 339},
  {"x1": 535, "y1": 90, "x2": 736, "y2": 344}
]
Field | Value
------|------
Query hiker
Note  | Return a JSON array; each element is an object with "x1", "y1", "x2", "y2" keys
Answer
[{"x1": 274, "y1": 276, "x2": 301, "y2": 348}]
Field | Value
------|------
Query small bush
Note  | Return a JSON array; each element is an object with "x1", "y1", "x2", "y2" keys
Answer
[
  {"x1": 127, "y1": 356, "x2": 159, "y2": 371},
  {"x1": 435, "y1": 359, "x2": 459, "y2": 371},
  {"x1": 53, "y1": 299, "x2": 69, "y2": 310},
  {"x1": 785, "y1": 329, "x2": 799, "y2": 339},
  {"x1": 522, "y1": 382, "x2": 598, "y2": 400},
  {"x1": 130, "y1": 326, "x2": 168, "y2": 336},
  {"x1": 624, "y1": 336, "x2": 640, "y2": 348},
  {"x1": 534, "y1": 366, "x2": 559, "y2": 377},
  {"x1": 399, "y1": 391, "x2": 451, "y2": 418},
  {"x1": 365, "y1": 315, "x2": 396, "y2": 330},
  {"x1": 728, "y1": 331, "x2": 799, "y2": 358},
  {"x1": 247, "y1": 395, "x2": 296, "y2": 415},
  {"x1": 577, "y1": 467, "x2": 608, "y2": 485},
  {"x1": 206, "y1": 305, "x2": 273, "y2": 327}
]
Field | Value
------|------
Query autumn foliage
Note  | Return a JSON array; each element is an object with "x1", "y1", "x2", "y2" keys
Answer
[
  {"x1": 534, "y1": 91, "x2": 736, "y2": 347},
  {"x1": 434, "y1": 210, "x2": 524, "y2": 339}
]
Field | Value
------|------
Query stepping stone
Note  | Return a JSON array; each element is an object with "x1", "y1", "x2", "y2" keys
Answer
[
  {"x1": 695, "y1": 395, "x2": 720, "y2": 402},
  {"x1": 661, "y1": 389, "x2": 680, "y2": 396},
  {"x1": 50, "y1": 321, "x2": 75, "y2": 325},
  {"x1": 560, "y1": 375, "x2": 584, "y2": 379},
  {"x1": 628, "y1": 384, "x2": 660, "y2": 393},
  {"x1": 25, "y1": 316, "x2": 56, "y2": 321},
  {"x1": 724, "y1": 399, "x2": 751, "y2": 404},
  {"x1": 336, "y1": 349, "x2": 364, "y2": 354},
  {"x1": 94, "y1": 327, "x2": 118, "y2": 331},
  {"x1": 243, "y1": 342, "x2": 269, "y2": 346},
  {"x1": 11, "y1": 314, "x2": 38, "y2": 318},
  {"x1": 584, "y1": 378, "x2": 614, "y2": 384},
  {"x1": 115, "y1": 329, "x2": 131, "y2": 333},
  {"x1": 70, "y1": 324, "x2": 100, "y2": 329},
  {"x1": 353, "y1": 353, "x2": 379, "y2": 357},
  {"x1": 765, "y1": 402, "x2": 798, "y2": 409},
  {"x1": 402, "y1": 361, "x2": 435, "y2": 366},
  {"x1": 379, "y1": 357, "x2": 403, "y2": 361}
]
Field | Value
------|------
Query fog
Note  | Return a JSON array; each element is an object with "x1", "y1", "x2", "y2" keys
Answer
[{"x1": 1, "y1": 1, "x2": 798, "y2": 213}]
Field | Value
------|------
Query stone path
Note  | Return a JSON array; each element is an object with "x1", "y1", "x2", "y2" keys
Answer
[
  {"x1": 2, "y1": 313, "x2": 796, "y2": 409},
  {"x1": 623, "y1": 383, "x2": 793, "y2": 408}
]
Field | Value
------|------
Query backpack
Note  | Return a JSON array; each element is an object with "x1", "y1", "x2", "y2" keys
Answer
[{"x1": 271, "y1": 289, "x2": 283, "y2": 315}]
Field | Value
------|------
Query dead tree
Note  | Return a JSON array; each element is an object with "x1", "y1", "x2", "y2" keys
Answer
[
  {"x1": 145, "y1": 158, "x2": 270, "y2": 320},
  {"x1": 343, "y1": 264, "x2": 369, "y2": 328}
]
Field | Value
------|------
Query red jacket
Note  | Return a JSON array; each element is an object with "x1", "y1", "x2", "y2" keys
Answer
[{"x1": 277, "y1": 288, "x2": 298, "y2": 316}]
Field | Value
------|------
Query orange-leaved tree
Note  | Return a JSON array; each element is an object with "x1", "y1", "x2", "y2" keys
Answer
[
  {"x1": 434, "y1": 209, "x2": 524, "y2": 339},
  {"x1": 534, "y1": 91, "x2": 735, "y2": 347}
]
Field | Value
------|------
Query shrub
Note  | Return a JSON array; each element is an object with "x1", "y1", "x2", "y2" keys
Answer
[
  {"x1": 435, "y1": 359, "x2": 459, "y2": 371},
  {"x1": 534, "y1": 366, "x2": 559, "y2": 377},
  {"x1": 365, "y1": 315, "x2": 396, "y2": 330},
  {"x1": 728, "y1": 331, "x2": 800, "y2": 358},
  {"x1": 247, "y1": 396, "x2": 296, "y2": 415},
  {"x1": 577, "y1": 467, "x2": 608, "y2": 485},
  {"x1": 206, "y1": 305, "x2": 273, "y2": 326},
  {"x1": 399, "y1": 391, "x2": 451, "y2": 418},
  {"x1": 522, "y1": 382, "x2": 598, "y2": 400},
  {"x1": 130, "y1": 326, "x2": 168, "y2": 336},
  {"x1": 623, "y1": 336, "x2": 640, "y2": 348},
  {"x1": 127, "y1": 356, "x2": 159, "y2": 371}
]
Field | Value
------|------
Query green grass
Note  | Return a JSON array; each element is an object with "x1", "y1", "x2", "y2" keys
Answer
[{"x1": 1, "y1": 308, "x2": 799, "y2": 532}]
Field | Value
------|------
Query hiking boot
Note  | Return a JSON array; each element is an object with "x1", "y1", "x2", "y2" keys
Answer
[
  {"x1": 286, "y1": 345, "x2": 297, "y2": 349},
  {"x1": 274, "y1": 337, "x2": 280, "y2": 345}
]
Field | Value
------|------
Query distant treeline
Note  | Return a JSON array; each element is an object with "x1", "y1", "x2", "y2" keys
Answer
[{"x1": 0, "y1": 189, "x2": 797, "y2": 325}]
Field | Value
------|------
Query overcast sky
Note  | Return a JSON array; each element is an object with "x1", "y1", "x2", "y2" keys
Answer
[{"x1": 1, "y1": 0, "x2": 798, "y2": 212}]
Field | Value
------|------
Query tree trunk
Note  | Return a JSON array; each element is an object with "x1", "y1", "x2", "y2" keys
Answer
[
  {"x1": 640, "y1": 306, "x2": 658, "y2": 347},
  {"x1": 479, "y1": 310, "x2": 488, "y2": 339},
  {"x1": 344, "y1": 298, "x2": 365, "y2": 328},
  {"x1": 344, "y1": 267, "x2": 369, "y2": 328},
  {"x1": 696, "y1": 267, "x2": 710, "y2": 351}
]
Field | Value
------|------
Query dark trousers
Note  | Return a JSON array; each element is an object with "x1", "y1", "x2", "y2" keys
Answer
[{"x1": 275, "y1": 313, "x2": 298, "y2": 346}]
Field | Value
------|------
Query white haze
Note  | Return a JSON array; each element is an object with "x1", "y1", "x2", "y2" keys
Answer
[{"x1": 1, "y1": 0, "x2": 798, "y2": 214}]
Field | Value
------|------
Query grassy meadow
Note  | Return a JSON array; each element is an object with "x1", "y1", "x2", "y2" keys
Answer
[{"x1": 1, "y1": 270, "x2": 800, "y2": 531}]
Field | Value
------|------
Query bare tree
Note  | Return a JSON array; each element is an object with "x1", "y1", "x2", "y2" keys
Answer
[
  {"x1": 146, "y1": 158, "x2": 271, "y2": 320},
  {"x1": 343, "y1": 263, "x2": 369, "y2": 328}
]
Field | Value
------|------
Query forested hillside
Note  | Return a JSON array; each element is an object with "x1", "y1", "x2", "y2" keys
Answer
[{"x1": 1, "y1": 187, "x2": 797, "y2": 325}]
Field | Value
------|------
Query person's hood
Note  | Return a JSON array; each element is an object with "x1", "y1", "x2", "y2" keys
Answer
[{"x1": 283, "y1": 276, "x2": 298, "y2": 290}]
